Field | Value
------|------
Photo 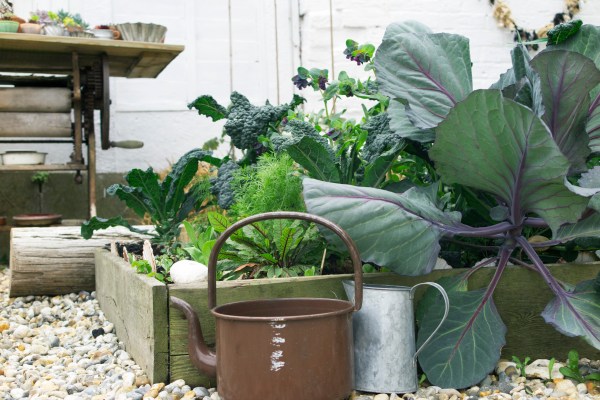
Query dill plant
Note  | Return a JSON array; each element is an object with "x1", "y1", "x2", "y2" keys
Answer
[{"x1": 228, "y1": 153, "x2": 305, "y2": 218}]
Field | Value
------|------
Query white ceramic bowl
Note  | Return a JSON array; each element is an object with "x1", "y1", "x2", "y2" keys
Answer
[
  {"x1": 116, "y1": 22, "x2": 166, "y2": 43},
  {"x1": 91, "y1": 29, "x2": 115, "y2": 39},
  {"x1": 1, "y1": 151, "x2": 47, "y2": 165}
]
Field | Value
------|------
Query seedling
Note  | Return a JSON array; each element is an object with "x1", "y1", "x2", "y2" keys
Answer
[
  {"x1": 512, "y1": 355, "x2": 531, "y2": 378},
  {"x1": 559, "y1": 350, "x2": 600, "y2": 383}
]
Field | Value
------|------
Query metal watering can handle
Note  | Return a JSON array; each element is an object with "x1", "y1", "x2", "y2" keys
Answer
[
  {"x1": 410, "y1": 282, "x2": 450, "y2": 365},
  {"x1": 207, "y1": 211, "x2": 363, "y2": 311}
]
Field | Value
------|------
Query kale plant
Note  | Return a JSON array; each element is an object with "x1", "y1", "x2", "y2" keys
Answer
[
  {"x1": 188, "y1": 91, "x2": 304, "y2": 165},
  {"x1": 210, "y1": 160, "x2": 239, "y2": 210},
  {"x1": 303, "y1": 21, "x2": 600, "y2": 388},
  {"x1": 81, "y1": 149, "x2": 221, "y2": 246}
]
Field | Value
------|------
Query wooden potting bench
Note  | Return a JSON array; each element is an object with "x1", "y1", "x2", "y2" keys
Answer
[{"x1": 0, "y1": 33, "x2": 184, "y2": 218}]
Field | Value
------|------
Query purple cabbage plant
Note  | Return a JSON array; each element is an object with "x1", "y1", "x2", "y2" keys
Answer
[{"x1": 303, "y1": 20, "x2": 600, "y2": 388}]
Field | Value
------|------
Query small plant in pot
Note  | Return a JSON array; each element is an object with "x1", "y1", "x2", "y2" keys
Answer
[
  {"x1": 40, "y1": 11, "x2": 64, "y2": 36},
  {"x1": 13, "y1": 172, "x2": 62, "y2": 226},
  {"x1": 20, "y1": 14, "x2": 42, "y2": 34},
  {"x1": 0, "y1": 11, "x2": 19, "y2": 33},
  {"x1": 303, "y1": 20, "x2": 600, "y2": 388}
]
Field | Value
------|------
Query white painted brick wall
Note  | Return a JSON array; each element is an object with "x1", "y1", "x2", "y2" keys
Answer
[{"x1": 6, "y1": 0, "x2": 600, "y2": 172}]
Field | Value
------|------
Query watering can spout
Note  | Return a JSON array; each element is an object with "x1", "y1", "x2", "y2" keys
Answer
[{"x1": 170, "y1": 296, "x2": 217, "y2": 378}]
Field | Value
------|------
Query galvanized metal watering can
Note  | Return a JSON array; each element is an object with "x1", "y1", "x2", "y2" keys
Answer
[
  {"x1": 343, "y1": 280, "x2": 449, "y2": 393},
  {"x1": 170, "y1": 212, "x2": 364, "y2": 400}
]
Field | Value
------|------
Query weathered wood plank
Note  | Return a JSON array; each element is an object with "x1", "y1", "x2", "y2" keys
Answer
[
  {"x1": 0, "y1": 112, "x2": 71, "y2": 137},
  {"x1": 168, "y1": 264, "x2": 600, "y2": 387},
  {"x1": 9, "y1": 226, "x2": 152, "y2": 296},
  {"x1": 468, "y1": 264, "x2": 600, "y2": 361},
  {"x1": 0, "y1": 88, "x2": 71, "y2": 112},
  {"x1": 95, "y1": 250, "x2": 168, "y2": 384},
  {"x1": 0, "y1": 33, "x2": 184, "y2": 78}
]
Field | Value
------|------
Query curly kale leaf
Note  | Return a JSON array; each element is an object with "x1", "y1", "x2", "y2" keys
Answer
[
  {"x1": 362, "y1": 113, "x2": 404, "y2": 162},
  {"x1": 271, "y1": 120, "x2": 342, "y2": 183},
  {"x1": 210, "y1": 161, "x2": 240, "y2": 209},
  {"x1": 224, "y1": 92, "x2": 305, "y2": 151},
  {"x1": 187, "y1": 95, "x2": 228, "y2": 122},
  {"x1": 272, "y1": 120, "x2": 331, "y2": 152}
]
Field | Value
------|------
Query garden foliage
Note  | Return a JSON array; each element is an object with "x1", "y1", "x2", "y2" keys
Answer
[
  {"x1": 303, "y1": 21, "x2": 600, "y2": 388},
  {"x1": 81, "y1": 149, "x2": 220, "y2": 246}
]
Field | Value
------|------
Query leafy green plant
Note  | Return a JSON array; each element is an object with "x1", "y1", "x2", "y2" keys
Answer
[
  {"x1": 188, "y1": 92, "x2": 304, "y2": 165},
  {"x1": 548, "y1": 357, "x2": 556, "y2": 380},
  {"x1": 279, "y1": 57, "x2": 409, "y2": 189},
  {"x1": 130, "y1": 259, "x2": 171, "y2": 283},
  {"x1": 81, "y1": 149, "x2": 220, "y2": 246},
  {"x1": 207, "y1": 212, "x2": 324, "y2": 280},
  {"x1": 31, "y1": 171, "x2": 49, "y2": 213},
  {"x1": 182, "y1": 221, "x2": 216, "y2": 266},
  {"x1": 56, "y1": 9, "x2": 88, "y2": 29},
  {"x1": 559, "y1": 350, "x2": 600, "y2": 383},
  {"x1": 303, "y1": 20, "x2": 600, "y2": 388},
  {"x1": 512, "y1": 356, "x2": 531, "y2": 378},
  {"x1": 228, "y1": 152, "x2": 305, "y2": 218}
]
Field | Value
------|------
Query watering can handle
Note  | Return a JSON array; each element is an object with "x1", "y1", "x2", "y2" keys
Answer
[
  {"x1": 207, "y1": 211, "x2": 363, "y2": 311},
  {"x1": 410, "y1": 282, "x2": 449, "y2": 365}
]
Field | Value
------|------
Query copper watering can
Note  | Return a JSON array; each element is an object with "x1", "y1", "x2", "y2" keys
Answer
[{"x1": 170, "y1": 211, "x2": 363, "y2": 400}]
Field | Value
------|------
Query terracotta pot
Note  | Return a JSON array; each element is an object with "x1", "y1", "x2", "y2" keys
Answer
[
  {"x1": 0, "y1": 216, "x2": 6, "y2": 226},
  {"x1": 20, "y1": 23, "x2": 42, "y2": 34}
]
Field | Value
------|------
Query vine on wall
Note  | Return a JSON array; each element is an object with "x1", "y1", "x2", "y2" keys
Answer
[{"x1": 490, "y1": 0, "x2": 582, "y2": 49}]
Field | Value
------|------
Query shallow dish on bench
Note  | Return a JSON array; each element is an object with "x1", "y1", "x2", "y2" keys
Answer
[
  {"x1": 0, "y1": 151, "x2": 47, "y2": 165},
  {"x1": 13, "y1": 213, "x2": 62, "y2": 226}
]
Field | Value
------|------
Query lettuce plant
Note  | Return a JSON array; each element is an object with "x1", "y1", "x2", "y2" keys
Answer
[{"x1": 303, "y1": 21, "x2": 600, "y2": 388}]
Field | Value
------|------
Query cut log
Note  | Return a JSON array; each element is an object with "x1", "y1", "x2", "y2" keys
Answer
[
  {"x1": 0, "y1": 87, "x2": 71, "y2": 112},
  {"x1": 9, "y1": 225, "x2": 153, "y2": 297},
  {"x1": 0, "y1": 112, "x2": 71, "y2": 137}
]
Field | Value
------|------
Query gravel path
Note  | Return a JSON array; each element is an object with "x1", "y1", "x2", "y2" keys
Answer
[{"x1": 0, "y1": 266, "x2": 598, "y2": 400}]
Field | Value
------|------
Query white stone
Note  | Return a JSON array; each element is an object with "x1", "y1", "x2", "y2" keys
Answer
[
  {"x1": 122, "y1": 371, "x2": 136, "y2": 387},
  {"x1": 30, "y1": 344, "x2": 49, "y2": 355},
  {"x1": 555, "y1": 379, "x2": 577, "y2": 395},
  {"x1": 438, "y1": 388, "x2": 461, "y2": 397},
  {"x1": 433, "y1": 258, "x2": 451, "y2": 270},
  {"x1": 10, "y1": 388, "x2": 25, "y2": 398},
  {"x1": 169, "y1": 260, "x2": 209, "y2": 284},
  {"x1": 12, "y1": 325, "x2": 29, "y2": 339},
  {"x1": 495, "y1": 359, "x2": 517, "y2": 374},
  {"x1": 524, "y1": 359, "x2": 564, "y2": 380},
  {"x1": 374, "y1": 394, "x2": 389, "y2": 400},
  {"x1": 577, "y1": 383, "x2": 588, "y2": 394}
]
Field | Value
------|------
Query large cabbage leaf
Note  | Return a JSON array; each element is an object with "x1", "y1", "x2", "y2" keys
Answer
[
  {"x1": 530, "y1": 50, "x2": 600, "y2": 173},
  {"x1": 374, "y1": 25, "x2": 472, "y2": 132},
  {"x1": 545, "y1": 25, "x2": 600, "y2": 153},
  {"x1": 430, "y1": 90, "x2": 588, "y2": 233},
  {"x1": 542, "y1": 279, "x2": 600, "y2": 349},
  {"x1": 302, "y1": 178, "x2": 462, "y2": 275}
]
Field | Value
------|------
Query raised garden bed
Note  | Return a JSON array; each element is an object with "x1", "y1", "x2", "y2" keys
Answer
[{"x1": 95, "y1": 249, "x2": 600, "y2": 387}]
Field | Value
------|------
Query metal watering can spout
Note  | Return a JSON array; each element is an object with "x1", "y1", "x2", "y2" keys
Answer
[{"x1": 169, "y1": 296, "x2": 217, "y2": 378}]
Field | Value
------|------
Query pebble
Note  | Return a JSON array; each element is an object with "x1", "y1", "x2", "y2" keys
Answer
[{"x1": 1, "y1": 266, "x2": 600, "y2": 400}]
